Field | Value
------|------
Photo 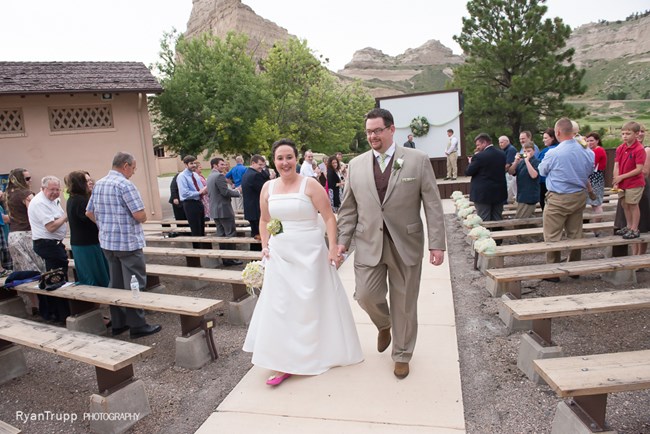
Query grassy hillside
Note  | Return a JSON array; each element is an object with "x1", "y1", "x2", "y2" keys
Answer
[{"x1": 578, "y1": 57, "x2": 650, "y2": 100}]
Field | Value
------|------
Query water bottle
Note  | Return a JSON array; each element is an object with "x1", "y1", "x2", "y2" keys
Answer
[{"x1": 130, "y1": 275, "x2": 140, "y2": 299}]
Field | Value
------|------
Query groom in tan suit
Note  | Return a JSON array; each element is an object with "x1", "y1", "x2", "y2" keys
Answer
[{"x1": 337, "y1": 108, "x2": 446, "y2": 379}]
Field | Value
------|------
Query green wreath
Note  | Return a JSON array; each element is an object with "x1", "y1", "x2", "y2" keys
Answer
[{"x1": 410, "y1": 116, "x2": 430, "y2": 137}]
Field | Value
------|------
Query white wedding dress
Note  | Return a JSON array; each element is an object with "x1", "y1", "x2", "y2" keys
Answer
[{"x1": 243, "y1": 177, "x2": 363, "y2": 375}]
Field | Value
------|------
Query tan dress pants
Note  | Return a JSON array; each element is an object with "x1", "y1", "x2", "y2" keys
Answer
[
  {"x1": 353, "y1": 231, "x2": 423, "y2": 363},
  {"x1": 542, "y1": 191, "x2": 587, "y2": 263},
  {"x1": 446, "y1": 152, "x2": 457, "y2": 178}
]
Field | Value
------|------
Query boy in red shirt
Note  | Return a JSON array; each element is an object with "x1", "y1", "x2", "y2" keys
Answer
[{"x1": 613, "y1": 121, "x2": 645, "y2": 239}]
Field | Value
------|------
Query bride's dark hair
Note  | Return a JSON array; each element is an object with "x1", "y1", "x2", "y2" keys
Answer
[{"x1": 271, "y1": 138, "x2": 298, "y2": 159}]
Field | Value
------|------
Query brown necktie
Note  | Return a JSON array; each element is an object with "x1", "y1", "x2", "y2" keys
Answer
[{"x1": 191, "y1": 174, "x2": 200, "y2": 191}]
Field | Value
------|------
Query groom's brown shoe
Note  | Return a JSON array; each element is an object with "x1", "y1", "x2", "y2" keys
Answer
[
  {"x1": 394, "y1": 362, "x2": 410, "y2": 379},
  {"x1": 377, "y1": 328, "x2": 391, "y2": 353}
]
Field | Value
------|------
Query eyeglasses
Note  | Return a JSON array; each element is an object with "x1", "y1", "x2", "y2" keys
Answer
[{"x1": 365, "y1": 127, "x2": 390, "y2": 136}]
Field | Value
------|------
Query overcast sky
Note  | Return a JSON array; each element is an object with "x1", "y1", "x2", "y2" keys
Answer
[{"x1": 2, "y1": 0, "x2": 648, "y2": 72}]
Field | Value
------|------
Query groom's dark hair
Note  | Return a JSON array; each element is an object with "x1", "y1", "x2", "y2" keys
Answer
[{"x1": 366, "y1": 108, "x2": 394, "y2": 127}]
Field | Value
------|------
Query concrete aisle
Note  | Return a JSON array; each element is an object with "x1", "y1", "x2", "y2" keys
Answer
[{"x1": 196, "y1": 200, "x2": 464, "y2": 433}]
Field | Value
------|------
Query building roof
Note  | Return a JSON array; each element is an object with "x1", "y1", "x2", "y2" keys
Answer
[{"x1": 0, "y1": 61, "x2": 163, "y2": 95}]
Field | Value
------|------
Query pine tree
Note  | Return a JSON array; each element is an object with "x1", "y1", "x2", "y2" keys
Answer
[{"x1": 451, "y1": 0, "x2": 585, "y2": 147}]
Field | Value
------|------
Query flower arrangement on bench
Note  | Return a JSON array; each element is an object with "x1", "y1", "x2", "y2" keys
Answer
[
  {"x1": 474, "y1": 237, "x2": 497, "y2": 254},
  {"x1": 458, "y1": 206, "x2": 476, "y2": 219},
  {"x1": 468, "y1": 225, "x2": 491, "y2": 240},
  {"x1": 463, "y1": 213, "x2": 483, "y2": 228}
]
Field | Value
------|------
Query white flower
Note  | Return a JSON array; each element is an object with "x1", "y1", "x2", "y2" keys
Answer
[
  {"x1": 474, "y1": 237, "x2": 497, "y2": 254},
  {"x1": 241, "y1": 261, "x2": 265, "y2": 297},
  {"x1": 458, "y1": 206, "x2": 476, "y2": 218},
  {"x1": 393, "y1": 158, "x2": 404, "y2": 170},
  {"x1": 469, "y1": 225, "x2": 491, "y2": 240},
  {"x1": 463, "y1": 214, "x2": 483, "y2": 228},
  {"x1": 450, "y1": 191, "x2": 464, "y2": 200}
]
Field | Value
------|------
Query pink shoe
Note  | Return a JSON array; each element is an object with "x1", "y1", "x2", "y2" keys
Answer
[{"x1": 265, "y1": 373, "x2": 291, "y2": 386}]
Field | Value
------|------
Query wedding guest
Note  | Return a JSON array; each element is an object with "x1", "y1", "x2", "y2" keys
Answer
[
  {"x1": 195, "y1": 161, "x2": 210, "y2": 220},
  {"x1": 326, "y1": 155, "x2": 344, "y2": 212},
  {"x1": 241, "y1": 155, "x2": 268, "y2": 251},
  {"x1": 6, "y1": 168, "x2": 44, "y2": 314},
  {"x1": 177, "y1": 156, "x2": 208, "y2": 248},
  {"x1": 29, "y1": 176, "x2": 70, "y2": 324},
  {"x1": 0, "y1": 189, "x2": 12, "y2": 276},
  {"x1": 65, "y1": 171, "x2": 109, "y2": 287},
  {"x1": 537, "y1": 128, "x2": 559, "y2": 209},
  {"x1": 585, "y1": 132, "x2": 607, "y2": 221}
]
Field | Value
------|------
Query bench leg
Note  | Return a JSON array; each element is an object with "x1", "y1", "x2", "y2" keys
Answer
[
  {"x1": 89, "y1": 378, "x2": 151, "y2": 434},
  {"x1": 517, "y1": 332, "x2": 563, "y2": 384},
  {"x1": 498, "y1": 293, "x2": 532, "y2": 333},
  {"x1": 551, "y1": 396, "x2": 615, "y2": 434},
  {"x1": 175, "y1": 315, "x2": 218, "y2": 370},
  {"x1": 487, "y1": 279, "x2": 520, "y2": 298},
  {"x1": 0, "y1": 342, "x2": 28, "y2": 385},
  {"x1": 96, "y1": 364, "x2": 135, "y2": 394}
]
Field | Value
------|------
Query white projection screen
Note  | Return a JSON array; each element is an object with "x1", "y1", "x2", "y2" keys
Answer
[{"x1": 378, "y1": 90, "x2": 464, "y2": 159}]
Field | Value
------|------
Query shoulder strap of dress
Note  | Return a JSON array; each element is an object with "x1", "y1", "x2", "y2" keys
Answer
[
  {"x1": 268, "y1": 179, "x2": 276, "y2": 196},
  {"x1": 299, "y1": 176, "x2": 308, "y2": 194}
]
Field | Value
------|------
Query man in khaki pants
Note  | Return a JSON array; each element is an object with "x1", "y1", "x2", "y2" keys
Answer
[
  {"x1": 444, "y1": 129, "x2": 459, "y2": 180},
  {"x1": 538, "y1": 118, "x2": 594, "y2": 272},
  {"x1": 337, "y1": 108, "x2": 446, "y2": 379}
]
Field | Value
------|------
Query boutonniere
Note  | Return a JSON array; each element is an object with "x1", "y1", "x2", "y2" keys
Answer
[{"x1": 393, "y1": 158, "x2": 404, "y2": 171}]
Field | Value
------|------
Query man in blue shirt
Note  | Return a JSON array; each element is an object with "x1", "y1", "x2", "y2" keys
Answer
[
  {"x1": 538, "y1": 118, "x2": 594, "y2": 266},
  {"x1": 87, "y1": 152, "x2": 161, "y2": 338},
  {"x1": 226, "y1": 155, "x2": 247, "y2": 212},
  {"x1": 177, "y1": 155, "x2": 208, "y2": 247}
]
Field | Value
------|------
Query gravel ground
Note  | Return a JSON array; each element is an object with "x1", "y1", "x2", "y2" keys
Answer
[{"x1": 2, "y1": 218, "x2": 649, "y2": 433}]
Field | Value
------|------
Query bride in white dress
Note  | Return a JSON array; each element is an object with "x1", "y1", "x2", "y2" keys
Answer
[{"x1": 243, "y1": 139, "x2": 363, "y2": 386}]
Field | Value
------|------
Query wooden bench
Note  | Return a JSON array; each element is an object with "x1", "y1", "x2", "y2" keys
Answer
[
  {"x1": 477, "y1": 221, "x2": 613, "y2": 244},
  {"x1": 0, "y1": 314, "x2": 152, "y2": 432},
  {"x1": 0, "y1": 420, "x2": 20, "y2": 434},
  {"x1": 501, "y1": 288, "x2": 650, "y2": 386},
  {"x1": 12, "y1": 282, "x2": 224, "y2": 369},
  {"x1": 15, "y1": 283, "x2": 224, "y2": 369},
  {"x1": 147, "y1": 219, "x2": 249, "y2": 227},
  {"x1": 534, "y1": 350, "x2": 650, "y2": 433},
  {"x1": 477, "y1": 234, "x2": 650, "y2": 273},
  {"x1": 145, "y1": 234, "x2": 260, "y2": 245},
  {"x1": 68, "y1": 259, "x2": 248, "y2": 302},
  {"x1": 502, "y1": 288, "x2": 650, "y2": 345},
  {"x1": 485, "y1": 254, "x2": 650, "y2": 297},
  {"x1": 479, "y1": 211, "x2": 615, "y2": 230},
  {"x1": 143, "y1": 246, "x2": 262, "y2": 262},
  {"x1": 158, "y1": 226, "x2": 251, "y2": 235}
]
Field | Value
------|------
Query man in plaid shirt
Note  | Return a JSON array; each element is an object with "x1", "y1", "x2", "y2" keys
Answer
[{"x1": 86, "y1": 152, "x2": 161, "y2": 339}]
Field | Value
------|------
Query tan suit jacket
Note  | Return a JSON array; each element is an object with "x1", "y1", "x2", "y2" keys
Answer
[{"x1": 338, "y1": 146, "x2": 446, "y2": 266}]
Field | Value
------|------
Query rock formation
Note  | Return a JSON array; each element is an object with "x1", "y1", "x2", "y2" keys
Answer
[
  {"x1": 566, "y1": 14, "x2": 650, "y2": 65},
  {"x1": 184, "y1": 0, "x2": 293, "y2": 60}
]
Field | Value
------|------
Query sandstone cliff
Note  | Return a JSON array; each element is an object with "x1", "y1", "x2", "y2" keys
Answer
[
  {"x1": 185, "y1": 0, "x2": 293, "y2": 60},
  {"x1": 567, "y1": 14, "x2": 650, "y2": 65}
]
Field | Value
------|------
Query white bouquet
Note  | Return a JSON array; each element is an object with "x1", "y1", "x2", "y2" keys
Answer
[
  {"x1": 463, "y1": 214, "x2": 483, "y2": 228},
  {"x1": 455, "y1": 198, "x2": 471, "y2": 210},
  {"x1": 450, "y1": 191, "x2": 464, "y2": 200},
  {"x1": 241, "y1": 260, "x2": 265, "y2": 297},
  {"x1": 458, "y1": 206, "x2": 476, "y2": 218},
  {"x1": 474, "y1": 237, "x2": 497, "y2": 254},
  {"x1": 469, "y1": 225, "x2": 491, "y2": 240}
]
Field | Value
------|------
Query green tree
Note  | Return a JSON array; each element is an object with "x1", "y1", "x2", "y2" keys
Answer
[
  {"x1": 262, "y1": 38, "x2": 374, "y2": 155},
  {"x1": 150, "y1": 30, "x2": 270, "y2": 157},
  {"x1": 451, "y1": 0, "x2": 585, "y2": 147}
]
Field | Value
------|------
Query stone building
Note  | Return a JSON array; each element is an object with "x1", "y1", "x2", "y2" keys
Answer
[{"x1": 0, "y1": 61, "x2": 163, "y2": 217}]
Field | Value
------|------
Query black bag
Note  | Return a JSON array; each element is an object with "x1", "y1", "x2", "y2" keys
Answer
[{"x1": 39, "y1": 268, "x2": 66, "y2": 291}]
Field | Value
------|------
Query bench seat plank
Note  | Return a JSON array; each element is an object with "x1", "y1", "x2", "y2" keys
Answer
[
  {"x1": 0, "y1": 314, "x2": 151, "y2": 371},
  {"x1": 487, "y1": 255, "x2": 650, "y2": 282},
  {"x1": 503, "y1": 288, "x2": 650, "y2": 320},
  {"x1": 534, "y1": 349, "x2": 650, "y2": 397},
  {"x1": 159, "y1": 227, "x2": 250, "y2": 234},
  {"x1": 145, "y1": 235, "x2": 260, "y2": 244},
  {"x1": 143, "y1": 246, "x2": 262, "y2": 261},
  {"x1": 480, "y1": 211, "x2": 615, "y2": 229},
  {"x1": 489, "y1": 221, "x2": 612, "y2": 240},
  {"x1": 14, "y1": 283, "x2": 223, "y2": 316},
  {"x1": 482, "y1": 234, "x2": 650, "y2": 258}
]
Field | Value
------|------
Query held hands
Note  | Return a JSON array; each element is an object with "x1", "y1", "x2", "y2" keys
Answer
[{"x1": 261, "y1": 247, "x2": 270, "y2": 259}]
